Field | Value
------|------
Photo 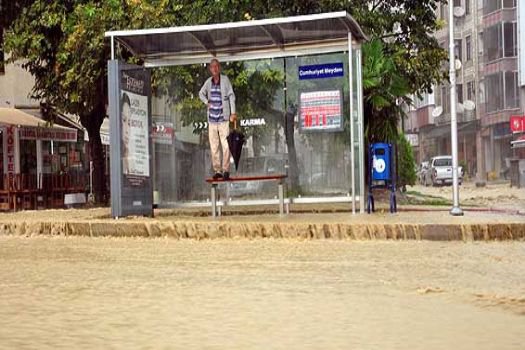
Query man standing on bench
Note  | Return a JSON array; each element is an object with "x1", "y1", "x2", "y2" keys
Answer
[{"x1": 199, "y1": 58, "x2": 237, "y2": 181}]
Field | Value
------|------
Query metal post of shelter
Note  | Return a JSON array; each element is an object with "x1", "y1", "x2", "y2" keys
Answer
[
  {"x1": 356, "y1": 47, "x2": 365, "y2": 213},
  {"x1": 348, "y1": 32, "x2": 356, "y2": 214},
  {"x1": 110, "y1": 35, "x2": 115, "y2": 60}
]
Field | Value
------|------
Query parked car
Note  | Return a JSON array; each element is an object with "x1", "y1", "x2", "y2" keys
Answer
[
  {"x1": 426, "y1": 156, "x2": 463, "y2": 186},
  {"x1": 417, "y1": 161, "x2": 430, "y2": 185}
]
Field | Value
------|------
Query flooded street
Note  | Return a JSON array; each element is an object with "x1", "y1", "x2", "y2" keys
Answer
[{"x1": 0, "y1": 237, "x2": 523, "y2": 349}]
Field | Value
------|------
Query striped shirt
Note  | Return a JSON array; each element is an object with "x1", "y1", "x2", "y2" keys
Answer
[{"x1": 209, "y1": 79, "x2": 224, "y2": 123}]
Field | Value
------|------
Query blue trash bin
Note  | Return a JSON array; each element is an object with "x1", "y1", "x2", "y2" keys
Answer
[
  {"x1": 368, "y1": 142, "x2": 396, "y2": 214},
  {"x1": 371, "y1": 143, "x2": 392, "y2": 182}
]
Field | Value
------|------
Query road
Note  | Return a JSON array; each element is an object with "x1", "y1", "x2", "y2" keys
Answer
[{"x1": 0, "y1": 237, "x2": 523, "y2": 349}]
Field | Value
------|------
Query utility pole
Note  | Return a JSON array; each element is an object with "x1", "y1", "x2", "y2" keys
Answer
[{"x1": 449, "y1": 2, "x2": 464, "y2": 216}]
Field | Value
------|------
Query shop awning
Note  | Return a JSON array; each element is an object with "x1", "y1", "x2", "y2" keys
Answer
[
  {"x1": 511, "y1": 135, "x2": 525, "y2": 149},
  {"x1": 105, "y1": 11, "x2": 368, "y2": 66},
  {"x1": 0, "y1": 108, "x2": 78, "y2": 142}
]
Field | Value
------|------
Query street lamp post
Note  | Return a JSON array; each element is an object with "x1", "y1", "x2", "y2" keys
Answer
[{"x1": 449, "y1": 2, "x2": 464, "y2": 216}]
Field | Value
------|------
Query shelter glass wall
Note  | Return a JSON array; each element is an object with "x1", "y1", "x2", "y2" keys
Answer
[{"x1": 150, "y1": 50, "x2": 363, "y2": 206}]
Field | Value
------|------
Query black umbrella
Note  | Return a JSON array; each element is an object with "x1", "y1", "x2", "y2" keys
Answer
[{"x1": 227, "y1": 120, "x2": 245, "y2": 171}]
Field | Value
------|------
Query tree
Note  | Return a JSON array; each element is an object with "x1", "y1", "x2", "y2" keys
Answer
[
  {"x1": 397, "y1": 132, "x2": 417, "y2": 190},
  {"x1": 5, "y1": 0, "x2": 180, "y2": 203},
  {"x1": 0, "y1": 0, "x2": 35, "y2": 73},
  {"x1": 362, "y1": 38, "x2": 411, "y2": 143}
]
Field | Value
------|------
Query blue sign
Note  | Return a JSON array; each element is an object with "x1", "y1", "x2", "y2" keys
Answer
[{"x1": 298, "y1": 63, "x2": 344, "y2": 80}]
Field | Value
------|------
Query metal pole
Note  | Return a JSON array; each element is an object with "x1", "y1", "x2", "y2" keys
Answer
[
  {"x1": 111, "y1": 35, "x2": 115, "y2": 60},
  {"x1": 348, "y1": 32, "x2": 356, "y2": 214},
  {"x1": 449, "y1": 2, "x2": 464, "y2": 216}
]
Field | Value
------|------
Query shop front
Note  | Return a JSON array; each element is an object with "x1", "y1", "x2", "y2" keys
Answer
[{"x1": 0, "y1": 108, "x2": 85, "y2": 210}]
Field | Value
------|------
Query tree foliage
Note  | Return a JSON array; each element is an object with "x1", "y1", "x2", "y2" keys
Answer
[
  {"x1": 397, "y1": 132, "x2": 417, "y2": 189},
  {"x1": 362, "y1": 38, "x2": 410, "y2": 143}
]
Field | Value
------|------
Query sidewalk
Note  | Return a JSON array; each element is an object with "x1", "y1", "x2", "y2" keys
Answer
[{"x1": 0, "y1": 206, "x2": 524, "y2": 241}]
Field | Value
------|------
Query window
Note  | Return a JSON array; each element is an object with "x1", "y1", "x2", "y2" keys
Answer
[
  {"x1": 485, "y1": 71, "x2": 519, "y2": 112},
  {"x1": 454, "y1": 0, "x2": 462, "y2": 6},
  {"x1": 478, "y1": 32, "x2": 484, "y2": 57},
  {"x1": 479, "y1": 81, "x2": 485, "y2": 104},
  {"x1": 484, "y1": 0, "x2": 501, "y2": 14},
  {"x1": 484, "y1": 23, "x2": 502, "y2": 61},
  {"x1": 465, "y1": 35, "x2": 472, "y2": 61},
  {"x1": 465, "y1": 0, "x2": 470, "y2": 15},
  {"x1": 466, "y1": 81, "x2": 475, "y2": 101},
  {"x1": 485, "y1": 73, "x2": 503, "y2": 112},
  {"x1": 503, "y1": 22, "x2": 517, "y2": 57},
  {"x1": 440, "y1": 4, "x2": 446, "y2": 19},
  {"x1": 457, "y1": 84, "x2": 464, "y2": 104},
  {"x1": 454, "y1": 39, "x2": 463, "y2": 61},
  {"x1": 484, "y1": 0, "x2": 516, "y2": 14},
  {"x1": 504, "y1": 71, "x2": 519, "y2": 109},
  {"x1": 441, "y1": 86, "x2": 450, "y2": 114},
  {"x1": 484, "y1": 22, "x2": 516, "y2": 62}
]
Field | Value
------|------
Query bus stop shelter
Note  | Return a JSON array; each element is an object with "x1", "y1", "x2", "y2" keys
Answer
[{"x1": 105, "y1": 12, "x2": 367, "y2": 218}]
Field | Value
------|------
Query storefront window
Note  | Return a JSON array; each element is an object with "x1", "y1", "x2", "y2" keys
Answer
[{"x1": 20, "y1": 140, "x2": 37, "y2": 175}]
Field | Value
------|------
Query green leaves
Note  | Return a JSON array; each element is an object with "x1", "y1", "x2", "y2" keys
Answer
[{"x1": 362, "y1": 38, "x2": 410, "y2": 111}]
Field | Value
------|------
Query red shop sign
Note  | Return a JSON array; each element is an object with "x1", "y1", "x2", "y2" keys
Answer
[{"x1": 510, "y1": 115, "x2": 525, "y2": 133}]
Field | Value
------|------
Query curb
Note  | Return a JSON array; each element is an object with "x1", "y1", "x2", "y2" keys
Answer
[{"x1": 0, "y1": 220, "x2": 524, "y2": 241}]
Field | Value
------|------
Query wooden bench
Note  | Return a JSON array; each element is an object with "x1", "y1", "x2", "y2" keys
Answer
[{"x1": 205, "y1": 175, "x2": 287, "y2": 217}]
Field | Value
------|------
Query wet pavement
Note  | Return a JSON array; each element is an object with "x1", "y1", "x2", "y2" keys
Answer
[{"x1": 0, "y1": 236, "x2": 523, "y2": 349}]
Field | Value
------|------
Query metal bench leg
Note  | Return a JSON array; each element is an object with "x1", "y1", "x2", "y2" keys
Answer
[
  {"x1": 278, "y1": 183, "x2": 284, "y2": 216},
  {"x1": 211, "y1": 184, "x2": 217, "y2": 218}
]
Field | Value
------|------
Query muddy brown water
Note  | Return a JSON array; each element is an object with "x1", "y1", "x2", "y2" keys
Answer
[{"x1": 0, "y1": 237, "x2": 523, "y2": 349}]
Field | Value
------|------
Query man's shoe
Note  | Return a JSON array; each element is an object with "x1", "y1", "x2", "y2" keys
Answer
[
  {"x1": 212, "y1": 172, "x2": 223, "y2": 180},
  {"x1": 223, "y1": 172, "x2": 230, "y2": 180}
]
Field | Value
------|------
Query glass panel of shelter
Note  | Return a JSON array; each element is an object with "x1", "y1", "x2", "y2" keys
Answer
[{"x1": 149, "y1": 51, "x2": 359, "y2": 205}]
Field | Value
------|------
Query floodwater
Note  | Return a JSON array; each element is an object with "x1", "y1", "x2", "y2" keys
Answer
[{"x1": 0, "y1": 237, "x2": 523, "y2": 349}]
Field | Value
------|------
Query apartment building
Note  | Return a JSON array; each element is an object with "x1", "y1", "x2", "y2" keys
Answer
[{"x1": 404, "y1": 0, "x2": 523, "y2": 179}]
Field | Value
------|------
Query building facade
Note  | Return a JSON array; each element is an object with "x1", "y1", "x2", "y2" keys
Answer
[{"x1": 405, "y1": 0, "x2": 523, "y2": 180}]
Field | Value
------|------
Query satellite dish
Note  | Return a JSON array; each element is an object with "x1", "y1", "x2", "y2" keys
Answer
[
  {"x1": 457, "y1": 102, "x2": 464, "y2": 114},
  {"x1": 455, "y1": 59, "x2": 462, "y2": 70},
  {"x1": 432, "y1": 106, "x2": 443, "y2": 118},
  {"x1": 454, "y1": 7, "x2": 466, "y2": 17},
  {"x1": 463, "y1": 100, "x2": 476, "y2": 111}
]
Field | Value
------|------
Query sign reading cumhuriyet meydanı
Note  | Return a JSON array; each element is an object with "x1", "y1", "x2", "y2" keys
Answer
[{"x1": 298, "y1": 63, "x2": 344, "y2": 80}]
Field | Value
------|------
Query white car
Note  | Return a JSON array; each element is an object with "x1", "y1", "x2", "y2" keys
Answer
[{"x1": 426, "y1": 156, "x2": 463, "y2": 186}]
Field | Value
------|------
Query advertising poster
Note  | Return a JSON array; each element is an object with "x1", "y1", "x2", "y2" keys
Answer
[
  {"x1": 109, "y1": 60, "x2": 153, "y2": 218},
  {"x1": 121, "y1": 70, "x2": 150, "y2": 183},
  {"x1": 299, "y1": 90, "x2": 343, "y2": 132}
]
